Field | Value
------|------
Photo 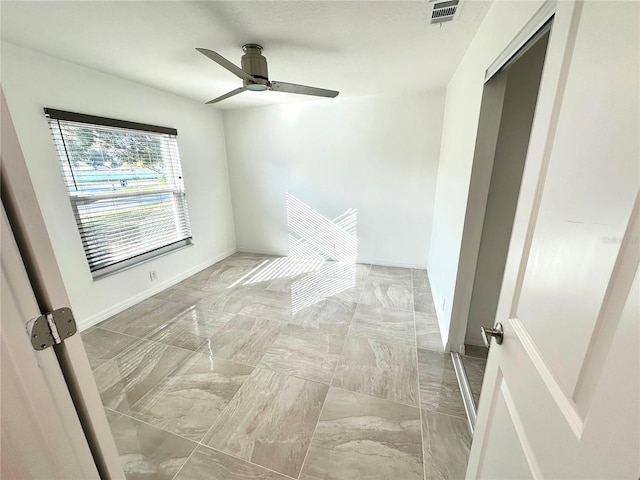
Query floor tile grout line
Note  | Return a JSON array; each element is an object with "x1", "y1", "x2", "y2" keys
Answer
[
  {"x1": 97, "y1": 317, "x2": 237, "y2": 359},
  {"x1": 327, "y1": 266, "x2": 424, "y2": 409},
  {"x1": 179, "y1": 284, "x2": 364, "y2": 461},
  {"x1": 91, "y1": 325, "x2": 147, "y2": 341},
  {"x1": 413, "y1": 269, "x2": 428, "y2": 480},
  {"x1": 96, "y1": 254, "x2": 284, "y2": 471},
  {"x1": 91, "y1": 328, "x2": 204, "y2": 384},
  {"x1": 111, "y1": 368, "x2": 326, "y2": 477},
  {"x1": 192, "y1": 346, "x2": 260, "y2": 372},
  {"x1": 169, "y1": 437, "x2": 200, "y2": 480},
  {"x1": 196, "y1": 358, "x2": 263, "y2": 450},
  {"x1": 354, "y1": 301, "x2": 417, "y2": 314},
  {"x1": 100, "y1": 354, "x2": 300, "y2": 474},
  {"x1": 343, "y1": 329, "x2": 417, "y2": 349},
  {"x1": 195, "y1": 444, "x2": 298, "y2": 480},
  {"x1": 121, "y1": 346, "x2": 205, "y2": 415},
  {"x1": 113, "y1": 382, "x2": 431, "y2": 472},
  {"x1": 194, "y1": 364, "x2": 324, "y2": 479},
  {"x1": 114, "y1": 409, "x2": 200, "y2": 445},
  {"x1": 253, "y1": 364, "x2": 335, "y2": 388},
  {"x1": 198, "y1": 316, "x2": 288, "y2": 368},
  {"x1": 219, "y1": 271, "x2": 394, "y2": 387},
  {"x1": 83, "y1": 328, "x2": 148, "y2": 371},
  {"x1": 123, "y1": 349, "x2": 255, "y2": 426},
  {"x1": 357, "y1": 300, "x2": 415, "y2": 313},
  {"x1": 295, "y1": 264, "x2": 370, "y2": 479},
  {"x1": 420, "y1": 407, "x2": 471, "y2": 421},
  {"x1": 327, "y1": 384, "x2": 421, "y2": 410},
  {"x1": 132, "y1": 372, "x2": 228, "y2": 443},
  {"x1": 334, "y1": 294, "x2": 423, "y2": 407},
  {"x1": 143, "y1": 333, "x2": 211, "y2": 356},
  {"x1": 255, "y1": 361, "x2": 335, "y2": 387},
  {"x1": 95, "y1": 323, "x2": 206, "y2": 357}
]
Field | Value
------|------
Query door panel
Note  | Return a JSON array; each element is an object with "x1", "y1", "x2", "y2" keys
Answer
[
  {"x1": 517, "y1": 0, "x2": 639, "y2": 393},
  {"x1": 1, "y1": 206, "x2": 99, "y2": 479},
  {"x1": 579, "y1": 271, "x2": 638, "y2": 479},
  {"x1": 469, "y1": 1, "x2": 639, "y2": 478},
  {"x1": 478, "y1": 376, "x2": 534, "y2": 480}
]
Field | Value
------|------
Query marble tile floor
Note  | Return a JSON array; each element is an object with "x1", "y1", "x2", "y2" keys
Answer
[{"x1": 83, "y1": 253, "x2": 472, "y2": 479}]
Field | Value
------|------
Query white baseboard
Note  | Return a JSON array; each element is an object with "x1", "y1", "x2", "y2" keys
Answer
[
  {"x1": 236, "y1": 248, "x2": 428, "y2": 270},
  {"x1": 236, "y1": 247, "x2": 289, "y2": 257},
  {"x1": 357, "y1": 256, "x2": 428, "y2": 270},
  {"x1": 78, "y1": 248, "x2": 237, "y2": 331},
  {"x1": 465, "y1": 334, "x2": 486, "y2": 348},
  {"x1": 446, "y1": 342, "x2": 466, "y2": 354},
  {"x1": 427, "y1": 268, "x2": 451, "y2": 350}
]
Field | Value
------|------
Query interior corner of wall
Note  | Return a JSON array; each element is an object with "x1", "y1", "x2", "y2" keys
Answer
[
  {"x1": 75, "y1": 248, "x2": 236, "y2": 331},
  {"x1": 445, "y1": 341, "x2": 465, "y2": 354},
  {"x1": 464, "y1": 333, "x2": 485, "y2": 349},
  {"x1": 427, "y1": 268, "x2": 451, "y2": 350},
  {"x1": 439, "y1": 318, "x2": 450, "y2": 352}
]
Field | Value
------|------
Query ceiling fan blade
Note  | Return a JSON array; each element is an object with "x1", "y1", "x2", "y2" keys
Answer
[
  {"x1": 206, "y1": 87, "x2": 247, "y2": 104},
  {"x1": 270, "y1": 81, "x2": 339, "y2": 98},
  {"x1": 196, "y1": 48, "x2": 258, "y2": 83}
]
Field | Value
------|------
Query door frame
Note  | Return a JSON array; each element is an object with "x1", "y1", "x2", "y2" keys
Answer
[
  {"x1": 466, "y1": 0, "x2": 639, "y2": 472},
  {"x1": 464, "y1": 0, "x2": 583, "y2": 468},
  {"x1": 1, "y1": 89, "x2": 124, "y2": 479},
  {"x1": 445, "y1": 0, "x2": 575, "y2": 355}
]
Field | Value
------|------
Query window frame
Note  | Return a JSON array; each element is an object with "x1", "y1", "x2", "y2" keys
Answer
[{"x1": 45, "y1": 108, "x2": 193, "y2": 280}]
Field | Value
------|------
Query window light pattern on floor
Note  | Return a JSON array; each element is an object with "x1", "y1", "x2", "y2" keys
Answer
[{"x1": 229, "y1": 193, "x2": 359, "y2": 312}]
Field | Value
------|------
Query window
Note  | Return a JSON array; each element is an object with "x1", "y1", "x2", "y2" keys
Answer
[{"x1": 45, "y1": 108, "x2": 192, "y2": 279}]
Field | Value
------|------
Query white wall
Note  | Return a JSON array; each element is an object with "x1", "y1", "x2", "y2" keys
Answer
[
  {"x1": 223, "y1": 92, "x2": 444, "y2": 267},
  {"x1": 1, "y1": 42, "x2": 236, "y2": 330},
  {"x1": 428, "y1": 1, "x2": 548, "y2": 349}
]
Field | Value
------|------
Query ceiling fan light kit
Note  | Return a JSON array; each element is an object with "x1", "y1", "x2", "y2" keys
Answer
[{"x1": 196, "y1": 44, "x2": 339, "y2": 104}]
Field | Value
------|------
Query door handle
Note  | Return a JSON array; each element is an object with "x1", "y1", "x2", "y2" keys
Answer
[{"x1": 481, "y1": 323, "x2": 504, "y2": 347}]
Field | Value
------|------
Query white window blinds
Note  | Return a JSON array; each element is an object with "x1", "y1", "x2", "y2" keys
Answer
[{"x1": 45, "y1": 109, "x2": 192, "y2": 279}]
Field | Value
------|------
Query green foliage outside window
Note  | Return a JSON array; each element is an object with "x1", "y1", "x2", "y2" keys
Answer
[{"x1": 61, "y1": 125, "x2": 164, "y2": 170}]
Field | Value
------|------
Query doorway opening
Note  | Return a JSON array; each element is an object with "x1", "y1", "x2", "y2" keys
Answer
[{"x1": 453, "y1": 23, "x2": 552, "y2": 434}]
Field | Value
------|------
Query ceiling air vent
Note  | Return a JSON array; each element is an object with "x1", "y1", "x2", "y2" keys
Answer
[{"x1": 431, "y1": 0, "x2": 459, "y2": 24}]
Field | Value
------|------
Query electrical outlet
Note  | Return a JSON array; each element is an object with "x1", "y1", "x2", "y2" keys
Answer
[{"x1": 149, "y1": 270, "x2": 158, "y2": 281}]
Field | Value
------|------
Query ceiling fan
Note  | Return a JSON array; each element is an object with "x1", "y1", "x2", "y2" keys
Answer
[{"x1": 196, "y1": 44, "x2": 339, "y2": 104}]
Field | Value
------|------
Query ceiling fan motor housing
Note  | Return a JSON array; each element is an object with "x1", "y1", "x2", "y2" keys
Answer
[
  {"x1": 241, "y1": 44, "x2": 269, "y2": 90},
  {"x1": 196, "y1": 43, "x2": 338, "y2": 103}
]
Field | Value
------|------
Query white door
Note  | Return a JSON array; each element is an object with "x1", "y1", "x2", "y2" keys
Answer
[
  {"x1": 1, "y1": 90, "x2": 124, "y2": 478},
  {"x1": 1, "y1": 204, "x2": 100, "y2": 479},
  {"x1": 468, "y1": 1, "x2": 639, "y2": 478}
]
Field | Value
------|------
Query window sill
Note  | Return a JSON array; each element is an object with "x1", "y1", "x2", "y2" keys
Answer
[{"x1": 91, "y1": 238, "x2": 194, "y2": 280}]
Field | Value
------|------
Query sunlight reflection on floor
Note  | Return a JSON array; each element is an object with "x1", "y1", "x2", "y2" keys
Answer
[{"x1": 229, "y1": 193, "x2": 360, "y2": 313}]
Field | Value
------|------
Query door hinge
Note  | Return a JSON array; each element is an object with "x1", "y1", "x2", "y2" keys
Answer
[{"x1": 29, "y1": 307, "x2": 77, "y2": 350}]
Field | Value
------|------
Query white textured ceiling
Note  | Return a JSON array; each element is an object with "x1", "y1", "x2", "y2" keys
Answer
[{"x1": 0, "y1": 1, "x2": 491, "y2": 110}]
